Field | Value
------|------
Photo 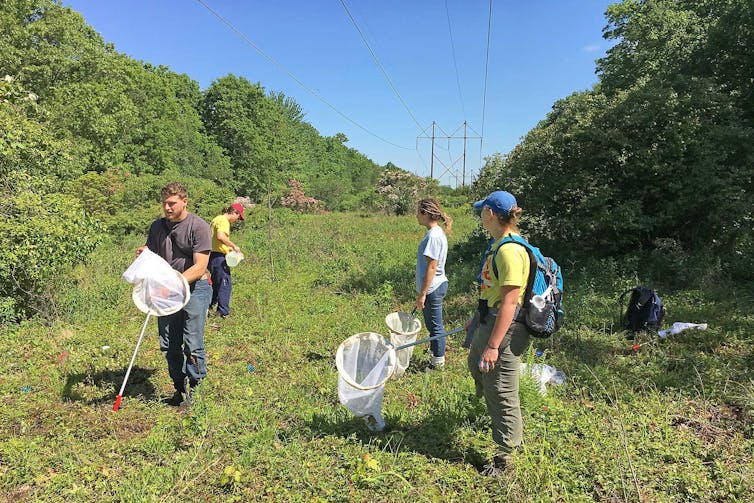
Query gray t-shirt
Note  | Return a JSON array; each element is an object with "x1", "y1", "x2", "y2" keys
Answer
[{"x1": 146, "y1": 213, "x2": 211, "y2": 274}]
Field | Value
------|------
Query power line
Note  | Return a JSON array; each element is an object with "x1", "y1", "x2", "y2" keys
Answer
[
  {"x1": 339, "y1": 0, "x2": 424, "y2": 131},
  {"x1": 195, "y1": 0, "x2": 413, "y2": 150},
  {"x1": 445, "y1": 0, "x2": 467, "y2": 121},
  {"x1": 480, "y1": 0, "x2": 493, "y2": 159}
]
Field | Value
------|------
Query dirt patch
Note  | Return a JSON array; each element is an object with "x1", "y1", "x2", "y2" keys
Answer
[
  {"x1": 671, "y1": 401, "x2": 743, "y2": 445},
  {"x1": 4, "y1": 483, "x2": 32, "y2": 502}
]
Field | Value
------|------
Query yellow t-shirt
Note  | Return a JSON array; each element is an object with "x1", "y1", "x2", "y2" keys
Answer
[
  {"x1": 480, "y1": 233, "x2": 530, "y2": 307},
  {"x1": 211, "y1": 214, "x2": 231, "y2": 254}
]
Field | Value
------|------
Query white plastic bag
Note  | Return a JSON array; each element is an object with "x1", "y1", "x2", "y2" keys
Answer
[
  {"x1": 520, "y1": 363, "x2": 566, "y2": 395},
  {"x1": 123, "y1": 249, "x2": 190, "y2": 316},
  {"x1": 658, "y1": 322, "x2": 708, "y2": 339}
]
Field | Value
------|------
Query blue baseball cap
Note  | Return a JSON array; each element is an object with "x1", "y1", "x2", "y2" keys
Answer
[{"x1": 472, "y1": 191, "x2": 517, "y2": 216}]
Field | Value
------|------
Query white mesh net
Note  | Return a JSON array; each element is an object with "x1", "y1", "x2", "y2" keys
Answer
[
  {"x1": 335, "y1": 332, "x2": 397, "y2": 431},
  {"x1": 123, "y1": 249, "x2": 190, "y2": 316},
  {"x1": 385, "y1": 311, "x2": 421, "y2": 377}
]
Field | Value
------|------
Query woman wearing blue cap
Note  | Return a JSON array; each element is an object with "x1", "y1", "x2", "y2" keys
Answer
[{"x1": 467, "y1": 190, "x2": 531, "y2": 476}]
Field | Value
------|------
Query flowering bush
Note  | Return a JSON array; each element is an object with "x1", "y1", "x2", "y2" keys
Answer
[
  {"x1": 375, "y1": 169, "x2": 432, "y2": 215},
  {"x1": 280, "y1": 179, "x2": 324, "y2": 213}
]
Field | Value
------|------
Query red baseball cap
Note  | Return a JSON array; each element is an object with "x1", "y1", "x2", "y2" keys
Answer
[{"x1": 231, "y1": 203, "x2": 245, "y2": 220}]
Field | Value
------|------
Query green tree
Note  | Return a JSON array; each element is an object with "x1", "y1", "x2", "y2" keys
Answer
[
  {"x1": 202, "y1": 75, "x2": 295, "y2": 199},
  {"x1": 476, "y1": 0, "x2": 753, "y2": 270}
]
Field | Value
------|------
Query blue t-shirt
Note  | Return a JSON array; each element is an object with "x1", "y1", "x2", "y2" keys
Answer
[{"x1": 416, "y1": 225, "x2": 448, "y2": 294}]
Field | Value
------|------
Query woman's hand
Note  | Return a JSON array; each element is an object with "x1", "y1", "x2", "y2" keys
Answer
[
  {"x1": 415, "y1": 293, "x2": 426, "y2": 310},
  {"x1": 478, "y1": 346, "x2": 499, "y2": 373}
]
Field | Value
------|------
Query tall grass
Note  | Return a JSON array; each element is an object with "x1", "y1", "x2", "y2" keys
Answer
[{"x1": 1, "y1": 210, "x2": 752, "y2": 501}]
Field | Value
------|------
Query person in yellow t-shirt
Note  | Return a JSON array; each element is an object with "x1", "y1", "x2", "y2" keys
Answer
[
  {"x1": 466, "y1": 190, "x2": 531, "y2": 477},
  {"x1": 209, "y1": 203, "x2": 244, "y2": 318}
]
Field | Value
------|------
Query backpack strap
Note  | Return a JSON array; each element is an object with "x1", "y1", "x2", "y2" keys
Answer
[
  {"x1": 490, "y1": 234, "x2": 536, "y2": 314},
  {"x1": 618, "y1": 287, "x2": 638, "y2": 329},
  {"x1": 617, "y1": 288, "x2": 635, "y2": 304}
]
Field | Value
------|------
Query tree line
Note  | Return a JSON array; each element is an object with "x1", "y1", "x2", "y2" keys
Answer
[
  {"x1": 1, "y1": 0, "x2": 439, "y2": 320},
  {"x1": 474, "y1": 0, "x2": 753, "y2": 281},
  {"x1": 5, "y1": 0, "x2": 751, "y2": 321}
]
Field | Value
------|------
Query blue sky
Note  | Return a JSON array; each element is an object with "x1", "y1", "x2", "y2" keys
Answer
[{"x1": 63, "y1": 0, "x2": 616, "y2": 187}]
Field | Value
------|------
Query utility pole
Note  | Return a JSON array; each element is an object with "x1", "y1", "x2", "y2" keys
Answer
[
  {"x1": 462, "y1": 121, "x2": 467, "y2": 186},
  {"x1": 430, "y1": 121, "x2": 435, "y2": 179}
]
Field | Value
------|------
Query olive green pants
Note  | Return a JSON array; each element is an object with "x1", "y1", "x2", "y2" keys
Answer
[{"x1": 467, "y1": 315, "x2": 531, "y2": 454}]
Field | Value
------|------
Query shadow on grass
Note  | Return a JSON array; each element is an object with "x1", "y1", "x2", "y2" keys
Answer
[
  {"x1": 549, "y1": 331, "x2": 619, "y2": 367},
  {"x1": 306, "y1": 395, "x2": 490, "y2": 469},
  {"x1": 62, "y1": 366, "x2": 157, "y2": 405}
]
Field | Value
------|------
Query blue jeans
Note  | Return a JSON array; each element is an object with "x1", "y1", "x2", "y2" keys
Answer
[
  {"x1": 158, "y1": 278, "x2": 211, "y2": 392},
  {"x1": 422, "y1": 281, "x2": 448, "y2": 358},
  {"x1": 209, "y1": 252, "x2": 232, "y2": 316}
]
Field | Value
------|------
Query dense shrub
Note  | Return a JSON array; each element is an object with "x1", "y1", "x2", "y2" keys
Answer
[{"x1": 0, "y1": 172, "x2": 102, "y2": 321}]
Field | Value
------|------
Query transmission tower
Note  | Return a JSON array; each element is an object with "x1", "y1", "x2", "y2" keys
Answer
[{"x1": 417, "y1": 121, "x2": 482, "y2": 187}]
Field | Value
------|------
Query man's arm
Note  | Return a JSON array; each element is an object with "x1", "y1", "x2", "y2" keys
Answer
[
  {"x1": 182, "y1": 251, "x2": 210, "y2": 283},
  {"x1": 216, "y1": 231, "x2": 240, "y2": 253}
]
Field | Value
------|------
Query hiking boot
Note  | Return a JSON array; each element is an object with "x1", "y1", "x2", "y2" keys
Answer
[
  {"x1": 483, "y1": 454, "x2": 512, "y2": 478},
  {"x1": 164, "y1": 390, "x2": 184, "y2": 407}
]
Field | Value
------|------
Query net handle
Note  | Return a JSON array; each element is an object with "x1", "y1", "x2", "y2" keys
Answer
[{"x1": 395, "y1": 326, "x2": 464, "y2": 351}]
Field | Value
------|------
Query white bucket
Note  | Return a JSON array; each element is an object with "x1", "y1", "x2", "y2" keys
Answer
[
  {"x1": 226, "y1": 251, "x2": 244, "y2": 267},
  {"x1": 385, "y1": 311, "x2": 421, "y2": 377}
]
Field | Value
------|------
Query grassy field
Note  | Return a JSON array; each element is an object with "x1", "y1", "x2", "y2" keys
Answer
[{"x1": 2, "y1": 208, "x2": 753, "y2": 502}]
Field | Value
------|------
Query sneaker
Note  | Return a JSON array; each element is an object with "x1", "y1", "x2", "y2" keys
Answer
[
  {"x1": 181, "y1": 376, "x2": 193, "y2": 408},
  {"x1": 426, "y1": 355, "x2": 445, "y2": 372}
]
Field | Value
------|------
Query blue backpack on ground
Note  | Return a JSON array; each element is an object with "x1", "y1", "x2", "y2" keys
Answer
[
  {"x1": 491, "y1": 234, "x2": 564, "y2": 338},
  {"x1": 619, "y1": 286, "x2": 665, "y2": 333}
]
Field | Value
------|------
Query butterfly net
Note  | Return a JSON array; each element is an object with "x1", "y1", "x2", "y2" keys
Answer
[
  {"x1": 385, "y1": 311, "x2": 421, "y2": 377},
  {"x1": 123, "y1": 249, "x2": 190, "y2": 316},
  {"x1": 336, "y1": 332, "x2": 397, "y2": 431}
]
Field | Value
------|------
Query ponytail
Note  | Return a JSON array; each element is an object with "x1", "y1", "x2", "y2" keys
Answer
[{"x1": 417, "y1": 198, "x2": 453, "y2": 235}]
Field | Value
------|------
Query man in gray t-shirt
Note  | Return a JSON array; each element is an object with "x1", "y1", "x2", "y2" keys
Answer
[{"x1": 136, "y1": 182, "x2": 212, "y2": 406}]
